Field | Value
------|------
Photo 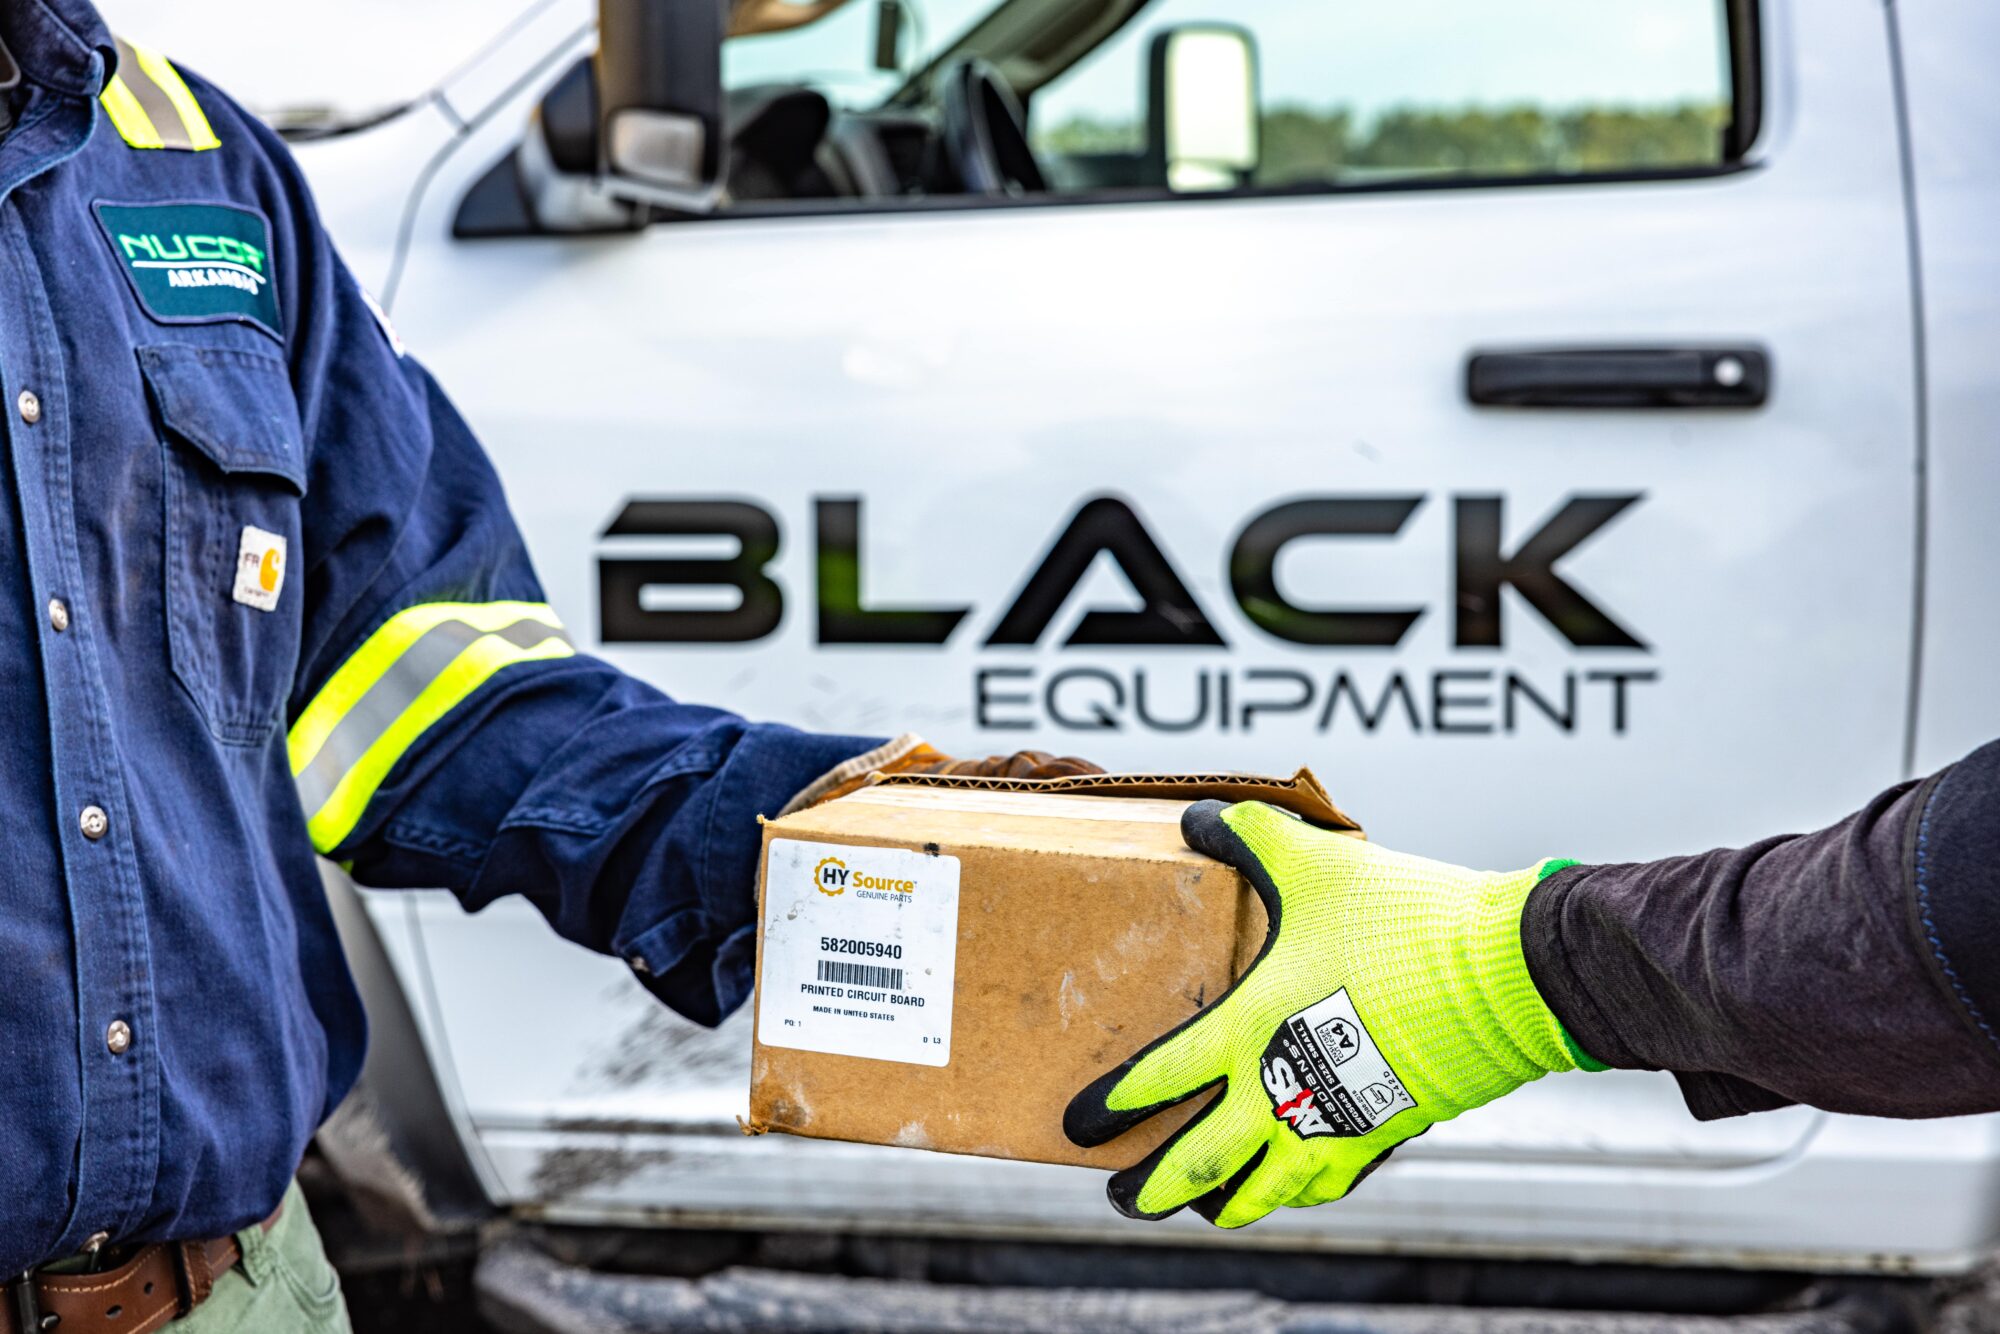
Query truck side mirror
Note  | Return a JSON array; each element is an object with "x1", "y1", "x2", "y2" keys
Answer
[
  {"x1": 1146, "y1": 24, "x2": 1259, "y2": 193},
  {"x1": 596, "y1": 0, "x2": 726, "y2": 211}
]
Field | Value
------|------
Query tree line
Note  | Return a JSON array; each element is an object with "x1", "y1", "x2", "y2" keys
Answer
[{"x1": 1035, "y1": 102, "x2": 1728, "y2": 183}]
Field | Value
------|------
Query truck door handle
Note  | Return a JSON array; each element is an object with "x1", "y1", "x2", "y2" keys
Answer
[{"x1": 1465, "y1": 345, "x2": 1769, "y2": 408}]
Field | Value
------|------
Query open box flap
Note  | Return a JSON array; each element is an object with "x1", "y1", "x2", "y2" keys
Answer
[{"x1": 868, "y1": 766, "x2": 1361, "y2": 833}]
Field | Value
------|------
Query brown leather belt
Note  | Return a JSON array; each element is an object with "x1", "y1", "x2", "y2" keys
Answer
[{"x1": 1, "y1": 1203, "x2": 282, "y2": 1334}]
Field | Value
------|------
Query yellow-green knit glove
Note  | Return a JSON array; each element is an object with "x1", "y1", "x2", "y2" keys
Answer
[{"x1": 1064, "y1": 799, "x2": 1598, "y2": 1228}]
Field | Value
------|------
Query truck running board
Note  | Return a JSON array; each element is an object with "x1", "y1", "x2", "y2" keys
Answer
[{"x1": 475, "y1": 1239, "x2": 1912, "y2": 1334}]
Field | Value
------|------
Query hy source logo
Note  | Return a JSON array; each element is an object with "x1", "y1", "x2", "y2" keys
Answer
[
  {"x1": 812, "y1": 855, "x2": 916, "y2": 898},
  {"x1": 812, "y1": 856, "x2": 849, "y2": 897}
]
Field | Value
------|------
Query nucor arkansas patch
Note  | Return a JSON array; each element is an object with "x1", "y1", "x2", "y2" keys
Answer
[
  {"x1": 1260, "y1": 988, "x2": 1417, "y2": 1139},
  {"x1": 94, "y1": 201, "x2": 280, "y2": 339}
]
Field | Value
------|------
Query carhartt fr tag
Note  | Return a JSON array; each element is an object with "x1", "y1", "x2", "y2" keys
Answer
[{"x1": 233, "y1": 525, "x2": 286, "y2": 612}]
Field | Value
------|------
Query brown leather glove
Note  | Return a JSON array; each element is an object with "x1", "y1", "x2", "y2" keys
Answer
[
  {"x1": 892, "y1": 745, "x2": 1103, "y2": 783},
  {"x1": 783, "y1": 735, "x2": 1103, "y2": 813}
]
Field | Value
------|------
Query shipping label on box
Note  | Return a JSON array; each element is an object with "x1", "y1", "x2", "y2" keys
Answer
[{"x1": 757, "y1": 838, "x2": 960, "y2": 1066}]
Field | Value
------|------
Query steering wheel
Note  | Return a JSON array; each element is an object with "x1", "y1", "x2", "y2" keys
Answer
[{"x1": 938, "y1": 58, "x2": 1047, "y2": 196}]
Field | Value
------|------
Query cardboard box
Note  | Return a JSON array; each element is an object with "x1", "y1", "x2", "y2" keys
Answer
[{"x1": 747, "y1": 770, "x2": 1360, "y2": 1168}]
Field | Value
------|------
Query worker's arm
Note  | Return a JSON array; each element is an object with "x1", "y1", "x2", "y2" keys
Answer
[
  {"x1": 228, "y1": 96, "x2": 882, "y2": 1027},
  {"x1": 1526, "y1": 736, "x2": 2000, "y2": 1120},
  {"x1": 1069, "y1": 739, "x2": 2000, "y2": 1227}
]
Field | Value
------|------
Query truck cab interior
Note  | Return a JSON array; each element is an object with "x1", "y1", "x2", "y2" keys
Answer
[{"x1": 717, "y1": 0, "x2": 1178, "y2": 205}]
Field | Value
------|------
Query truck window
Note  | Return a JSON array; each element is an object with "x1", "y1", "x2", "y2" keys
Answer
[
  {"x1": 1030, "y1": 0, "x2": 1736, "y2": 195},
  {"x1": 634, "y1": 0, "x2": 1754, "y2": 222}
]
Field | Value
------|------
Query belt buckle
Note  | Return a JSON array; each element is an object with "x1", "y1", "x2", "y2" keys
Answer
[{"x1": 11, "y1": 1270, "x2": 44, "y2": 1332}]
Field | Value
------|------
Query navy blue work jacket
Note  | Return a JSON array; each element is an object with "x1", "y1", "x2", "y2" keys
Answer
[{"x1": 0, "y1": 0, "x2": 874, "y2": 1271}]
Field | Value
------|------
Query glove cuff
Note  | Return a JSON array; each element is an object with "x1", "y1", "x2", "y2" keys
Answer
[
  {"x1": 1529, "y1": 859, "x2": 1611, "y2": 1071},
  {"x1": 777, "y1": 733, "x2": 930, "y2": 815},
  {"x1": 1462, "y1": 857, "x2": 1588, "y2": 1077}
]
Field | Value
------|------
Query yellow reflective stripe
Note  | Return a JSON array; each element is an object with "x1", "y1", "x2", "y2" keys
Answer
[
  {"x1": 289, "y1": 601, "x2": 565, "y2": 770},
  {"x1": 289, "y1": 602, "x2": 573, "y2": 854},
  {"x1": 101, "y1": 39, "x2": 220, "y2": 150},
  {"x1": 131, "y1": 45, "x2": 221, "y2": 150},
  {"x1": 99, "y1": 74, "x2": 165, "y2": 149},
  {"x1": 302, "y1": 635, "x2": 574, "y2": 854}
]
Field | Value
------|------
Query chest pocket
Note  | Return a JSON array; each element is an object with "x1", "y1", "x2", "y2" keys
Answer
[{"x1": 138, "y1": 344, "x2": 306, "y2": 746}]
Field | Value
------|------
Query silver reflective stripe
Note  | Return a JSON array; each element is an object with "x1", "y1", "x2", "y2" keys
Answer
[
  {"x1": 293, "y1": 615, "x2": 572, "y2": 818},
  {"x1": 112, "y1": 37, "x2": 195, "y2": 149}
]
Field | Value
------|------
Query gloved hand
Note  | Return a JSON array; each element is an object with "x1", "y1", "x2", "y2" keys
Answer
[
  {"x1": 784, "y1": 734, "x2": 1102, "y2": 813},
  {"x1": 1065, "y1": 799, "x2": 1599, "y2": 1228}
]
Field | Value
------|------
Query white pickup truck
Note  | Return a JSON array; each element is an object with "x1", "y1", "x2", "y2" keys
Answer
[{"x1": 142, "y1": 0, "x2": 1999, "y2": 1317}]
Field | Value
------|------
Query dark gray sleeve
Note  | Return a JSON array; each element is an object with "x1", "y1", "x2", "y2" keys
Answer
[{"x1": 1523, "y1": 738, "x2": 2000, "y2": 1121}]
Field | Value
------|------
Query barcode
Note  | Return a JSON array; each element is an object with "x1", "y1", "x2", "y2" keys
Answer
[{"x1": 817, "y1": 959, "x2": 904, "y2": 991}]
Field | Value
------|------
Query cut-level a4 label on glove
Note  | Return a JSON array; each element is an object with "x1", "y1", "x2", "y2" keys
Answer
[
  {"x1": 1264, "y1": 989, "x2": 1417, "y2": 1138},
  {"x1": 757, "y1": 838, "x2": 959, "y2": 1067}
]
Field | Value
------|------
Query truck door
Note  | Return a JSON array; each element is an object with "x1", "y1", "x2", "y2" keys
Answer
[{"x1": 384, "y1": 0, "x2": 1935, "y2": 1259}]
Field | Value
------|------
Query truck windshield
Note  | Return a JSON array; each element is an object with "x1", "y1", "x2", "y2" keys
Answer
[{"x1": 724, "y1": 0, "x2": 1001, "y2": 105}]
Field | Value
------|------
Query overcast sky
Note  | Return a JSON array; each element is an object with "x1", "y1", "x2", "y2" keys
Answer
[{"x1": 93, "y1": 0, "x2": 1727, "y2": 120}]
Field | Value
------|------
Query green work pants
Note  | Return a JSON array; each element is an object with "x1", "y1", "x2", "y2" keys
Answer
[{"x1": 171, "y1": 1182, "x2": 351, "y2": 1333}]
